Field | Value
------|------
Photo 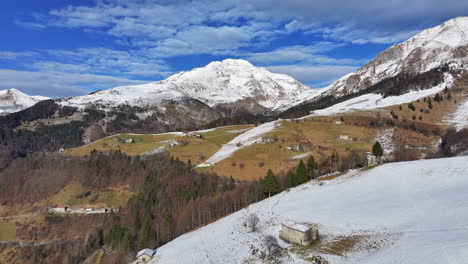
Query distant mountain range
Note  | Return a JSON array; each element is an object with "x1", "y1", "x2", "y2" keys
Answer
[
  {"x1": 3, "y1": 17, "x2": 468, "y2": 132},
  {"x1": 0, "y1": 88, "x2": 49, "y2": 115}
]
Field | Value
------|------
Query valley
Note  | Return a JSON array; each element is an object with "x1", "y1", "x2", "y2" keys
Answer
[{"x1": 0, "y1": 15, "x2": 468, "y2": 264}]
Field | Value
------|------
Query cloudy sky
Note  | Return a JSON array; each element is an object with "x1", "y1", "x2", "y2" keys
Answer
[{"x1": 1, "y1": 0, "x2": 467, "y2": 98}]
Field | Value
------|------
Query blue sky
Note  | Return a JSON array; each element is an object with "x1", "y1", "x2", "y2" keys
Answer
[{"x1": 0, "y1": 0, "x2": 467, "y2": 98}]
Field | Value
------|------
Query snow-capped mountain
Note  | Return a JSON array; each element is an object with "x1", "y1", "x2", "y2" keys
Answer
[
  {"x1": 0, "y1": 88, "x2": 49, "y2": 114},
  {"x1": 320, "y1": 16, "x2": 468, "y2": 98},
  {"x1": 60, "y1": 59, "x2": 316, "y2": 112}
]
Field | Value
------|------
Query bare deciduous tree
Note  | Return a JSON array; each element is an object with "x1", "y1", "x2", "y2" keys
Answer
[
  {"x1": 264, "y1": 235, "x2": 281, "y2": 257},
  {"x1": 246, "y1": 213, "x2": 260, "y2": 232}
]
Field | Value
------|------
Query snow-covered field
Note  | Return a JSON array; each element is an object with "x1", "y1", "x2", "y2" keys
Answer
[
  {"x1": 197, "y1": 121, "x2": 280, "y2": 167},
  {"x1": 451, "y1": 100, "x2": 468, "y2": 131},
  {"x1": 152, "y1": 156, "x2": 468, "y2": 264},
  {"x1": 308, "y1": 74, "x2": 453, "y2": 117}
]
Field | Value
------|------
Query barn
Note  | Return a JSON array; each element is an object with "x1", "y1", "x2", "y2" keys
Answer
[{"x1": 279, "y1": 221, "x2": 319, "y2": 246}]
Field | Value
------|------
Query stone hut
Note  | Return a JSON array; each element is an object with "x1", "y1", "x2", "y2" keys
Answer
[
  {"x1": 136, "y1": 248, "x2": 157, "y2": 263},
  {"x1": 261, "y1": 136, "x2": 278, "y2": 143},
  {"x1": 279, "y1": 221, "x2": 319, "y2": 246},
  {"x1": 290, "y1": 142, "x2": 313, "y2": 152},
  {"x1": 366, "y1": 152, "x2": 377, "y2": 166}
]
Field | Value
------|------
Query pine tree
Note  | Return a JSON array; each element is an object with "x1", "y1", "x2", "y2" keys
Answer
[
  {"x1": 412, "y1": 114, "x2": 416, "y2": 120},
  {"x1": 408, "y1": 103, "x2": 416, "y2": 111},
  {"x1": 306, "y1": 156, "x2": 318, "y2": 180},
  {"x1": 372, "y1": 141, "x2": 384, "y2": 157},
  {"x1": 140, "y1": 214, "x2": 153, "y2": 249},
  {"x1": 286, "y1": 171, "x2": 296, "y2": 188},
  {"x1": 261, "y1": 169, "x2": 281, "y2": 197},
  {"x1": 295, "y1": 160, "x2": 307, "y2": 185}
]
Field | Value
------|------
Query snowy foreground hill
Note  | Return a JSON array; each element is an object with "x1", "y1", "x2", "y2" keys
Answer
[{"x1": 151, "y1": 157, "x2": 468, "y2": 264}]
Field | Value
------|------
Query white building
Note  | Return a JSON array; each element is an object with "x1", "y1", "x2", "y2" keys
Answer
[
  {"x1": 279, "y1": 221, "x2": 319, "y2": 246},
  {"x1": 136, "y1": 248, "x2": 157, "y2": 263},
  {"x1": 337, "y1": 135, "x2": 349, "y2": 140},
  {"x1": 366, "y1": 152, "x2": 377, "y2": 166}
]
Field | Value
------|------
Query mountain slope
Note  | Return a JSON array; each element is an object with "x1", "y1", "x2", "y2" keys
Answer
[
  {"x1": 282, "y1": 17, "x2": 468, "y2": 119},
  {"x1": 60, "y1": 59, "x2": 316, "y2": 113},
  {"x1": 0, "y1": 88, "x2": 49, "y2": 114},
  {"x1": 321, "y1": 16, "x2": 468, "y2": 97},
  {"x1": 151, "y1": 156, "x2": 468, "y2": 264}
]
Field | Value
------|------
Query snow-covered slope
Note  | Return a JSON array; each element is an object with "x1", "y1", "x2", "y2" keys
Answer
[
  {"x1": 0, "y1": 88, "x2": 49, "y2": 114},
  {"x1": 307, "y1": 73, "x2": 454, "y2": 116},
  {"x1": 197, "y1": 120, "x2": 280, "y2": 167},
  {"x1": 151, "y1": 156, "x2": 468, "y2": 264},
  {"x1": 319, "y1": 17, "x2": 468, "y2": 98},
  {"x1": 60, "y1": 59, "x2": 316, "y2": 112}
]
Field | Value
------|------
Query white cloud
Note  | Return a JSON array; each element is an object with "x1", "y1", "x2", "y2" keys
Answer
[
  {"x1": 152, "y1": 26, "x2": 253, "y2": 56},
  {"x1": 14, "y1": 20, "x2": 46, "y2": 30},
  {"x1": 0, "y1": 69, "x2": 148, "y2": 98},
  {"x1": 246, "y1": 43, "x2": 356, "y2": 65},
  {"x1": 266, "y1": 64, "x2": 358, "y2": 85},
  {"x1": 26, "y1": 0, "x2": 468, "y2": 47}
]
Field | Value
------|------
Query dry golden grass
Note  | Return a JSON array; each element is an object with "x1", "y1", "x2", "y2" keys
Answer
[
  {"x1": 167, "y1": 138, "x2": 220, "y2": 165},
  {"x1": 0, "y1": 246, "x2": 24, "y2": 264},
  {"x1": 45, "y1": 183, "x2": 134, "y2": 208},
  {"x1": 0, "y1": 221, "x2": 17, "y2": 241},
  {"x1": 206, "y1": 120, "x2": 375, "y2": 180},
  {"x1": 66, "y1": 133, "x2": 180, "y2": 156}
]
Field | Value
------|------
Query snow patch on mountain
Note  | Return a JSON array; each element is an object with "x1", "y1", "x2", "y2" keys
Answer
[
  {"x1": 451, "y1": 100, "x2": 468, "y2": 131},
  {"x1": 0, "y1": 88, "x2": 49, "y2": 114},
  {"x1": 307, "y1": 74, "x2": 453, "y2": 116},
  {"x1": 152, "y1": 156, "x2": 468, "y2": 264},
  {"x1": 59, "y1": 59, "x2": 317, "y2": 111}
]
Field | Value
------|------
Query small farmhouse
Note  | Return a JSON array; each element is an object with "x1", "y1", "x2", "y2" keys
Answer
[
  {"x1": 261, "y1": 136, "x2": 278, "y2": 143},
  {"x1": 290, "y1": 142, "x2": 313, "y2": 152},
  {"x1": 335, "y1": 121, "x2": 342, "y2": 125},
  {"x1": 337, "y1": 135, "x2": 349, "y2": 140},
  {"x1": 184, "y1": 132, "x2": 203, "y2": 138},
  {"x1": 136, "y1": 248, "x2": 157, "y2": 263},
  {"x1": 366, "y1": 152, "x2": 377, "y2": 166},
  {"x1": 48, "y1": 206, "x2": 70, "y2": 214},
  {"x1": 279, "y1": 221, "x2": 319, "y2": 246}
]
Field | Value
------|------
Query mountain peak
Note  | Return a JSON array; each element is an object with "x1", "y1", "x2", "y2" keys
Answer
[
  {"x1": 407, "y1": 16, "x2": 468, "y2": 48},
  {"x1": 317, "y1": 17, "x2": 468, "y2": 98},
  {"x1": 0, "y1": 88, "x2": 49, "y2": 114},
  {"x1": 62, "y1": 58, "x2": 316, "y2": 112}
]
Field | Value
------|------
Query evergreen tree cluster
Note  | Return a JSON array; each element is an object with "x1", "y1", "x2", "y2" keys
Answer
[{"x1": 372, "y1": 141, "x2": 384, "y2": 157}]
